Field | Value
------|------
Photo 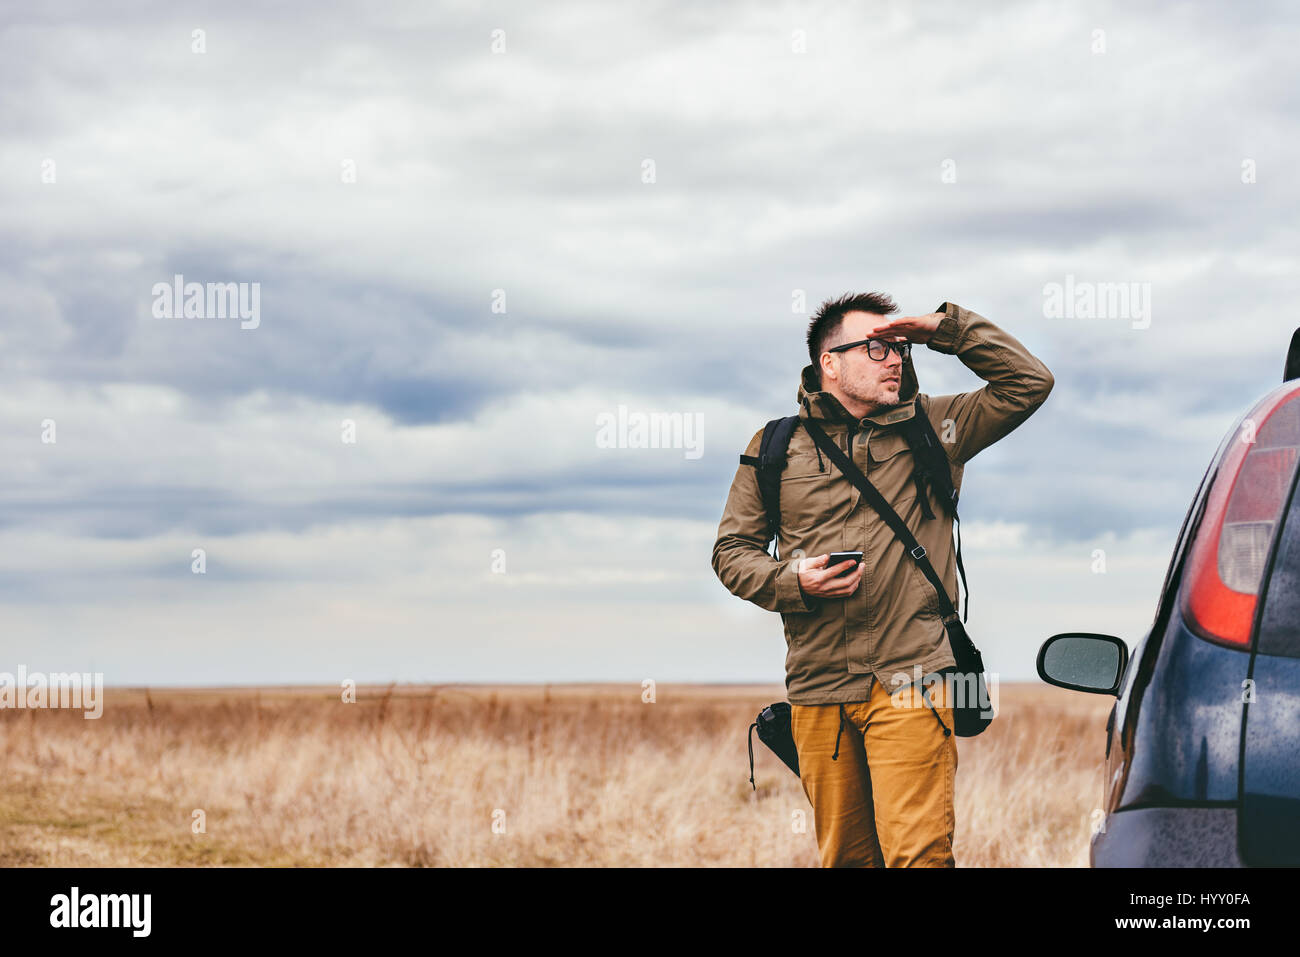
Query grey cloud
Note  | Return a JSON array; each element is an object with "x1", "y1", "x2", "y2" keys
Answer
[{"x1": 3, "y1": 1, "x2": 1300, "y2": 682}]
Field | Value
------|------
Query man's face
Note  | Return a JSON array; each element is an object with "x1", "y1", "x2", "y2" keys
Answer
[{"x1": 820, "y1": 311, "x2": 905, "y2": 413}]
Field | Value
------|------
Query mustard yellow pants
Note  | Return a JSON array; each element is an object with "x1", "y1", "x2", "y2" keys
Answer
[{"x1": 791, "y1": 675, "x2": 958, "y2": 867}]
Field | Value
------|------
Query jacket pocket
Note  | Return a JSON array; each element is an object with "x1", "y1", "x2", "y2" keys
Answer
[
  {"x1": 867, "y1": 430, "x2": 911, "y2": 467},
  {"x1": 869, "y1": 431, "x2": 951, "y2": 523},
  {"x1": 866, "y1": 432, "x2": 918, "y2": 497},
  {"x1": 778, "y1": 447, "x2": 829, "y2": 534},
  {"x1": 907, "y1": 559, "x2": 941, "y2": 618},
  {"x1": 865, "y1": 484, "x2": 936, "y2": 619}
]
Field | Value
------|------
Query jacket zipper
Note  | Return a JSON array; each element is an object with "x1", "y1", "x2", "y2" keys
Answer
[{"x1": 843, "y1": 422, "x2": 860, "y2": 658}]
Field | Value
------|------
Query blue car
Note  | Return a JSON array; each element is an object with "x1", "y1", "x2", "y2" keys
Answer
[{"x1": 1038, "y1": 332, "x2": 1300, "y2": 867}]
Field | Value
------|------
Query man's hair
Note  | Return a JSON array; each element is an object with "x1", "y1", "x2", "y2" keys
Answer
[{"x1": 806, "y1": 291, "x2": 899, "y2": 376}]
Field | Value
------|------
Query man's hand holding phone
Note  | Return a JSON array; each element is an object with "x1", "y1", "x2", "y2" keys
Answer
[{"x1": 797, "y1": 552, "x2": 863, "y2": 599}]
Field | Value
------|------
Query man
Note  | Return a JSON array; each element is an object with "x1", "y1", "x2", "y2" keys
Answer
[{"x1": 711, "y1": 292, "x2": 1053, "y2": 867}]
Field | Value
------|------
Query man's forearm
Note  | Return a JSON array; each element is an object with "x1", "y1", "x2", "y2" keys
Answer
[
  {"x1": 927, "y1": 301, "x2": 1054, "y2": 401},
  {"x1": 711, "y1": 534, "x2": 816, "y2": 614},
  {"x1": 922, "y1": 302, "x2": 1054, "y2": 463}
]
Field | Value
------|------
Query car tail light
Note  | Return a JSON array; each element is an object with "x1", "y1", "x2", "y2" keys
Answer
[{"x1": 1183, "y1": 385, "x2": 1300, "y2": 647}]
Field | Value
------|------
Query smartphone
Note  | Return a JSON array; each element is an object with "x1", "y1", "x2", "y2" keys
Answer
[{"x1": 827, "y1": 551, "x2": 863, "y2": 575}]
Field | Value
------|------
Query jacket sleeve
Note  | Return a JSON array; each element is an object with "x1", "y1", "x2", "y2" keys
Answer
[
  {"x1": 710, "y1": 428, "x2": 818, "y2": 614},
  {"x1": 923, "y1": 301, "x2": 1055, "y2": 465}
]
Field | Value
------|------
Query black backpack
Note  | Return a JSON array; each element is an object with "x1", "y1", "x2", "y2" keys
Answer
[{"x1": 739, "y1": 395, "x2": 968, "y2": 621}]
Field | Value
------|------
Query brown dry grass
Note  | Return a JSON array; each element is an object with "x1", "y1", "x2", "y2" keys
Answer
[{"x1": 0, "y1": 683, "x2": 1110, "y2": 867}]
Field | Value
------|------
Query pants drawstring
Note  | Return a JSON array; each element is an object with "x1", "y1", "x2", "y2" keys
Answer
[
  {"x1": 831, "y1": 703, "x2": 847, "y2": 760},
  {"x1": 921, "y1": 682, "x2": 952, "y2": 737},
  {"x1": 747, "y1": 721, "x2": 758, "y2": 790},
  {"x1": 831, "y1": 690, "x2": 947, "y2": 766}
]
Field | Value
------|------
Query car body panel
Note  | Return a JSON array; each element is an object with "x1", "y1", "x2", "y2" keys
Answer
[{"x1": 1092, "y1": 806, "x2": 1242, "y2": 867}]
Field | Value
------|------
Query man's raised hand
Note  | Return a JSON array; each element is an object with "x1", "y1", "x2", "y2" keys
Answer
[{"x1": 866, "y1": 312, "x2": 944, "y2": 345}]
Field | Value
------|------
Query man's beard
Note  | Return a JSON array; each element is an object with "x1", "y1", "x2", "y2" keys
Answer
[{"x1": 843, "y1": 375, "x2": 901, "y2": 414}]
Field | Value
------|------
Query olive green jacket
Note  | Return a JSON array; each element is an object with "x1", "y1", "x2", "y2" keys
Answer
[{"x1": 710, "y1": 302, "x2": 1054, "y2": 704}]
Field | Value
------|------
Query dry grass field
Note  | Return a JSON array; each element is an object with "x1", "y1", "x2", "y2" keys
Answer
[{"x1": 0, "y1": 683, "x2": 1111, "y2": 867}]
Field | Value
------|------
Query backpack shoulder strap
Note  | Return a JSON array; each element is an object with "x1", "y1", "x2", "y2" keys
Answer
[
  {"x1": 897, "y1": 398, "x2": 969, "y2": 622},
  {"x1": 739, "y1": 415, "x2": 800, "y2": 558},
  {"x1": 901, "y1": 396, "x2": 959, "y2": 514}
]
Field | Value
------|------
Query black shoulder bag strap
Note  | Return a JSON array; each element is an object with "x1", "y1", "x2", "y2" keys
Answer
[
  {"x1": 802, "y1": 419, "x2": 958, "y2": 623},
  {"x1": 801, "y1": 418, "x2": 992, "y2": 737}
]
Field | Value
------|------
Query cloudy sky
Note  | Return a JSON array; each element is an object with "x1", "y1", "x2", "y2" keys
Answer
[{"x1": 2, "y1": 1, "x2": 1297, "y2": 686}]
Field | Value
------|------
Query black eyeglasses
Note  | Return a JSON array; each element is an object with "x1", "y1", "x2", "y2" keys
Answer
[{"x1": 827, "y1": 338, "x2": 911, "y2": 361}]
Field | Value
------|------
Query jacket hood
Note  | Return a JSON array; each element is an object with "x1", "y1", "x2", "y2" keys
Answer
[{"x1": 796, "y1": 347, "x2": 920, "y2": 427}]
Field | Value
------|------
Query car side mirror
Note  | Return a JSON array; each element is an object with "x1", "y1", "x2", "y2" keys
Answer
[{"x1": 1037, "y1": 632, "x2": 1129, "y2": 695}]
